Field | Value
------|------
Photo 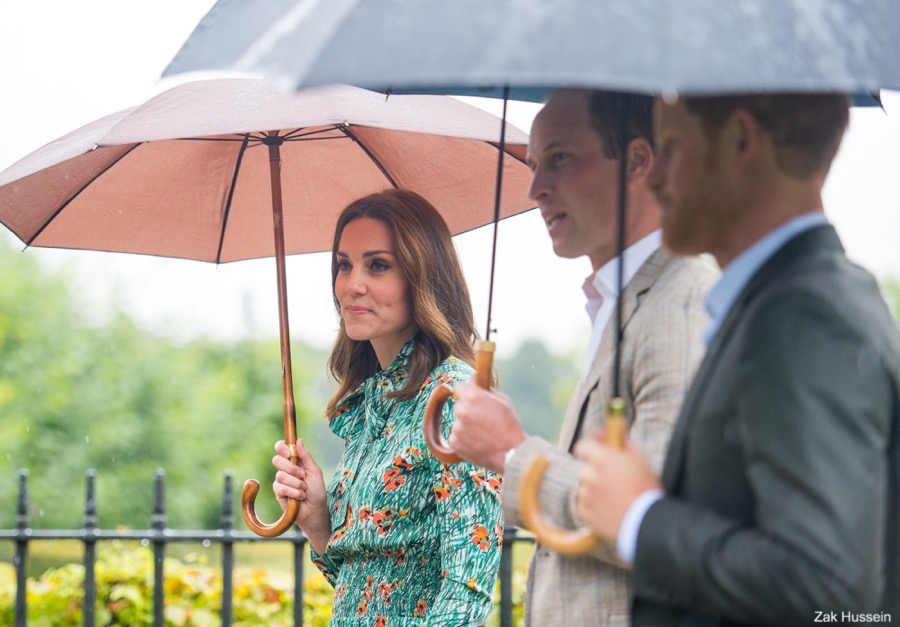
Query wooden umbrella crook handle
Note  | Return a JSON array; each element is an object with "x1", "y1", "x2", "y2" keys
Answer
[
  {"x1": 518, "y1": 399, "x2": 627, "y2": 556},
  {"x1": 242, "y1": 473, "x2": 301, "y2": 538},
  {"x1": 424, "y1": 340, "x2": 495, "y2": 464}
]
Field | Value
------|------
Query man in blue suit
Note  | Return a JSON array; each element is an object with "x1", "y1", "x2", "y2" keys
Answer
[{"x1": 574, "y1": 92, "x2": 899, "y2": 626}]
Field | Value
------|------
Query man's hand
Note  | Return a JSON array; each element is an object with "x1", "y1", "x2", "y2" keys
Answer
[
  {"x1": 573, "y1": 431, "x2": 662, "y2": 540},
  {"x1": 449, "y1": 380, "x2": 527, "y2": 473}
]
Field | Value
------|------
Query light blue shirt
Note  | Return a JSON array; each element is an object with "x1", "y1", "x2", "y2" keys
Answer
[
  {"x1": 616, "y1": 212, "x2": 830, "y2": 564},
  {"x1": 703, "y1": 212, "x2": 829, "y2": 345}
]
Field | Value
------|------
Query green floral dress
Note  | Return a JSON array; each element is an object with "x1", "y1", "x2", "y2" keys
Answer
[{"x1": 311, "y1": 339, "x2": 503, "y2": 626}]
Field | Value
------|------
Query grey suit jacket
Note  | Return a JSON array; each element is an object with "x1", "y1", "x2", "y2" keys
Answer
[
  {"x1": 632, "y1": 226, "x2": 900, "y2": 626},
  {"x1": 503, "y1": 249, "x2": 718, "y2": 626}
]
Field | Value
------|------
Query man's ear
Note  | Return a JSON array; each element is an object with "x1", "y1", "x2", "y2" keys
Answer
[
  {"x1": 627, "y1": 138, "x2": 654, "y2": 182},
  {"x1": 729, "y1": 109, "x2": 763, "y2": 162}
]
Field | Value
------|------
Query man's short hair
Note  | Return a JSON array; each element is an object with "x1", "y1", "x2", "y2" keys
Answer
[
  {"x1": 587, "y1": 91, "x2": 655, "y2": 160},
  {"x1": 683, "y1": 93, "x2": 850, "y2": 179},
  {"x1": 550, "y1": 89, "x2": 654, "y2": 160}
]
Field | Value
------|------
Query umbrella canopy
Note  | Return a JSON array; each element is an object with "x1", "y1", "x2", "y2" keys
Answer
[
  {"x1": 0, "y1": 79, "x2": 532, "y2": 262},
  {"x1": 163, "y1": 0, "x2": 900, "y2": 96}
]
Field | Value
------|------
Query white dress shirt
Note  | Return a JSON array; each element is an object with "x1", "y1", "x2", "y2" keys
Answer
[{"x1": 581, "y1": 230, "x2": 662, "y2": 379}]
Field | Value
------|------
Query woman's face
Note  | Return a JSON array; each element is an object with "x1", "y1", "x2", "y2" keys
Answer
[{"x1": 334, "y1": 217, "x2": 418, "y2": 368}]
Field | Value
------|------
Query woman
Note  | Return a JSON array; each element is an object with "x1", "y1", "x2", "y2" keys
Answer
[{"x1": 271, "y1": 189, "x2": 503, "y2": 625}]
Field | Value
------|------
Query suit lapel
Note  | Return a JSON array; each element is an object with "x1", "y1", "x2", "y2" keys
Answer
[
  {"x1": 560, "y1": 248, "x2": 675, "y2": 452},
  {"x1": 661, "y1": 225, "x2": 844, "y2": 489}
]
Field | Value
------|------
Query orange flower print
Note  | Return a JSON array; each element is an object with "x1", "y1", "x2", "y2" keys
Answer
[
  {"x1": 392, "y1": 455, "x2": 412, "y2": 470},
  {"x1": 372, "y1": 508, "x2": 395, "y2": 535},
  {"x1": 471, "y1": 524, "x2": 491, "y2": 551},
  {"x1": 382, "y1": 548, "x2": 406, "y2": 566},
  {"x1": 383, "y1": 467, "x2": 407, "y2": 492},
  {"x1": 335, "y1": 585, "x2": 347, "y2": 600},
  {"x1": 442, "y1": 469, "x2": 463, "y2": 490},
  {"x1": 433, "y1": 485, "x2": 450, "y2": 501},
  {"x1": 358, "y1": 505, "x2": 372, "y2": 523},
  {"x1": 374, "y1": 616, "x2": 388, "y2": 627},
  {"x1": 472, "y1": 470, "x2": 502, "y2": 494},
  {"x1": 329, "y1": 402, "x2": 351, "y2": 421},
  {"x1": 496, "y1": 523, "x2": 504, "y2": 548},
  {"x1": 357, "y1": 601, "x2": 368, "y2": 616},
  {"x1": 435, "y1": 372, "x2": 455, "y2": 385},
  {"x1": 345, "y1": 504, "x2": 356, "y2": 528},
  {"x1": 414, "y1": 599, "x2": 428, "y2": 618},
  {"x1": 377, "y1": 581, "x2": 394, "y2": 603}
]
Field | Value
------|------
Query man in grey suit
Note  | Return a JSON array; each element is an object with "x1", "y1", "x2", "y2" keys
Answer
[
  {"x1": 575, "y1": 93, "x2": 899, "y2": 625},
  {"x1": 446, "y1": 89, "x2": 718, "y2": 625}
]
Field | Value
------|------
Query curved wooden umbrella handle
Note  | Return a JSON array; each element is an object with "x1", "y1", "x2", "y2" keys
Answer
[
  {"x1": 518, "y1": 398, "x2": 627, "y2": 555},
  {"x1": 241, "y1": 476, "x2": 301, "y2": 538},
  {"x1": 424, "y1": 340, "x2": 495, "y2": 464}
]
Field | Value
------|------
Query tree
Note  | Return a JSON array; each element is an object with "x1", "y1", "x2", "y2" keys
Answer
[
  {"x1": 494, "y1": 339, "x2": 580, "y2": 442},
  {"x1": 0, "y1": 237, "x2": 328, "y2": 529}
]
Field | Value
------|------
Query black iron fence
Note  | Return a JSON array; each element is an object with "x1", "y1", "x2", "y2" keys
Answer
[{"x1": 1, "y1": 469, "x2": 532, "y2": 627}]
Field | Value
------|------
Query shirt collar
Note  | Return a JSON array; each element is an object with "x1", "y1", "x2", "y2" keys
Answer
[
  {"x1": 705, "y1": 212, "x2": 828, "y2": 344},
  {"x1": 582, "y1": 230, "x2": 662, "y2": 319}
]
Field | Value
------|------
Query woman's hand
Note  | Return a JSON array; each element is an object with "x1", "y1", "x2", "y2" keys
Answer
[{"x1": 272, "y1": 439, "x2": 332, "y2": 553}]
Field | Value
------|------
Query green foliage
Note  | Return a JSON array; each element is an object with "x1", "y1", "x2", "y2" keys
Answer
[
  {"x1": 495, "y1": 340, "x2": 580, "y2": 442},
  {"x1": 0, "y1": 541, "x2": 530, "y2": 625},
  {"x1": 0, "y1": 542, "x2": 299, "y2": 625},
  {"x1": 0, "y1": 236, "x2": 332, "y2": 530}
]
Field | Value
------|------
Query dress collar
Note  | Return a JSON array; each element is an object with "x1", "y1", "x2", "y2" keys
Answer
[{"x1": 329, "y1": 336, "x2": 416, "y2": 439}]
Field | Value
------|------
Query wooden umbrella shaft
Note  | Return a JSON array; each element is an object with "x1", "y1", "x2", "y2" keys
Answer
[
  {"x1": 239, "y1": 133, "x2": 301, "y2": 539},
  {"x1": 266, "y1": 135, "x2": 298, "y2": 451}
]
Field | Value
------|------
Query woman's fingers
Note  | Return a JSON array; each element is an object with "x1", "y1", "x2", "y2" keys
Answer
[{"x1": 273, "y1": 470, "x2": 308, "y2": 500}]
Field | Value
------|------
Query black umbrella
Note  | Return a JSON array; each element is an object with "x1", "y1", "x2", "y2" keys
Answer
[{"x1": 164, "y1": 0, "x2": 900, "y2": 97}]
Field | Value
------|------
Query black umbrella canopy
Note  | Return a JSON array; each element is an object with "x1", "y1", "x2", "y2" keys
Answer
[{"x1": 164, "y1": 0, "x2": 900, "y2": 97}]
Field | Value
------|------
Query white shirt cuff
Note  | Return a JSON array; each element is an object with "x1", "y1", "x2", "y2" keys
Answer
[
  {"x1": 503, "y1": 446, "x2": 517, "y2": 472},
  {"x1": 616, "y1": 489, "x2": 663, "y2": 565}
]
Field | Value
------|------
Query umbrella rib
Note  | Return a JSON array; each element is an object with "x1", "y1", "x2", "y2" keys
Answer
[
  {"x1": 216, "y1": 134, "x2": 251, "y2": 264},
  {"x1": 339, "y1": 126, "x2": 398, "y2": 187},
  {"x1": 282, "y1": 127, "x2": 343, "y2": 140},
  {"x1": 182, "y1": 135, "x2": 266, "y2": 142},
  {"x1": 25, "y1": 143, "x2": 142, "y2": 247},
  {"x1": 488, "y1": 141, "x2": 527, "y2": 166}
]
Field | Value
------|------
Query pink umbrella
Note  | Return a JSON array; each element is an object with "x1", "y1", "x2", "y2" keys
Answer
[{"x1": 0, "y1": 78, "x2": 533, "y2": 536}]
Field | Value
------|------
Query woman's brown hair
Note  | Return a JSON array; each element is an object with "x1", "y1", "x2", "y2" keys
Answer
[{"x1": 325, "y1": 189, "x2": 478, "y2": 415}]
